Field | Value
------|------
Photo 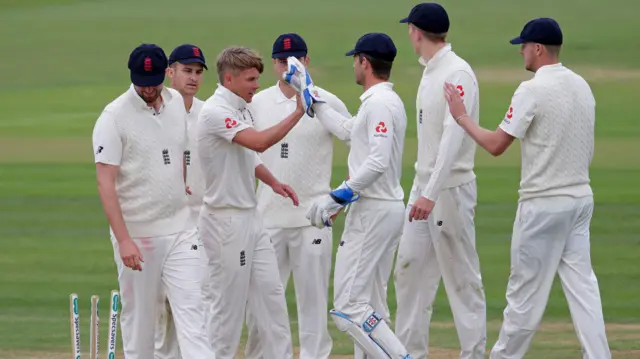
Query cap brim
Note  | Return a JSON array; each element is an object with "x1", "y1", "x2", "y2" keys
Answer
[
  {"x1": 345, "y1": 49, "x2": 358, "y2": 57},
  {"x1": 175, "y1": 58, "x2": 208, "y2": 70},
  {"x1": 272, "y1": 51, "x2": 307, "y2": 59},
  {"x1": 399, "y1": 17, "x2": 409, "y2": 23},
  {"x1": 131, "y1": 73, "x2": 165, "y2": 87},
  {"x1": 509, "y1": 36, "x2": 525, "y2": 44}
]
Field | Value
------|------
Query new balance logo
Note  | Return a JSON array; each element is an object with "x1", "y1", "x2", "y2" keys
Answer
[
  {"x1": 162, "y1": 149, "x2": 171, "y2": 165},
  {"x1": 184, "y1": 150, "x2": 191, "y2": 166},
  {"x1": 280, "y1": 142, "x2": 289, "y2": 159},
  {"x1": 191, "y1": 245, "x2": 198, "y2": 250},
  {"x1": 437, "y1": 220, "x2": 443, "y2": 226},
  {"x1": 240, "y1": 250, "x2": 246, "y2": 266},
  {"x1": 312, "y1": 238, "x2": 322, "y2": 245},
  {"x1": 96, "y1": 146, "x2": 104, "y2": 154}
]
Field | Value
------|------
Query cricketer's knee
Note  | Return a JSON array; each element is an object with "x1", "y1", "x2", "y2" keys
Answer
[{"x1": 330, "y1": 306, "x2": 413, "y2": 359}]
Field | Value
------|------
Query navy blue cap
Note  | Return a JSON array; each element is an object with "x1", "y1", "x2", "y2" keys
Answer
[
  {"x1": 399, "y1": 3, "x2": 449, "y2": 34},
  {"x1": 169, "y1": 44, "x2": 207, "y2": 70},
  {"x1": 510, "y1": 18, "x2": 563, "y2": 45},
  {"x1": 345, "y1": 33, "x2": 397, "y2": 62},
  {"x1": 272, "y1": 33, "x2": 308, "y2": 59},
  {"x1": 128, "y1": 44, "x2": 168, "y2": 87}
]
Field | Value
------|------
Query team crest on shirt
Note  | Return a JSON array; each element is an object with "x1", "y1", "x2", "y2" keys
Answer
[
  {"x1": 374, "y1": 121, "x2": 388, "y2": 138},
  {"x1": 503, "y1": 106, "x2": 514, "y2": 124},
  {"x1": 225, "y1": 118, "x2": 238, "y2": 129},
  {"x1": 184, "y1": 150, "x2": 191, "y2": 166},
  {"x1": 162, "y1": 149, "x2": 171, "y2": 165}
]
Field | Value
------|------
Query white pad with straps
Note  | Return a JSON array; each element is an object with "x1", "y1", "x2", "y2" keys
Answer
[{"x1": 330, "y1": 309, "x2": 413, "y2": 359}]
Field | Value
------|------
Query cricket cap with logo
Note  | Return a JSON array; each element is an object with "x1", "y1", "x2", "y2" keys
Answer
[
  {"x1": 169, "y1": 44, "x2": 208, "y2": 70},
  {"x1": 272, "y1": 33, "x2": 308, "y2": 59},
  {"x1": 399, "y1": 2, "x2": 449, "y2": 34},
  {"x1": 128, "y1": 43, "x2": 168, "y2": 87},
  {"x1": 509, "y1": 18, "x2": 563, "y2": 45},
  {"x1": 345, "y1": 33, "x2": 397, "y2": 62}
]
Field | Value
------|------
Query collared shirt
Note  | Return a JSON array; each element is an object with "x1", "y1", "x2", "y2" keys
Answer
[
  {"x1": 499, "y1": 63, "x2": 595, "y2": 201},
  {"x1": 92, "y1": 84, "x2": 190, "y2": 238},
  {"x1": 184, "y1": 97, "x2": 205, "y2": 226},
  {"x1": 414, "y1": 43, "x2": 479, "y2": 201},
  {"x1": 197, "y1": 84, "x2": 263, "y2": 210},
  {"x1": 251, "y1": 82, "x2": 351, "y2": 228},
  {"x1": 316, "y1": 82, "x2": 406, "y2": 201}
]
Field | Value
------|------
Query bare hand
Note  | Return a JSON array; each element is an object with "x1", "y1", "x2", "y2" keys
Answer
[
  {"x1": 272, "y1": 182, "x2": 300, "y2": 207},
  {"x1": 443, "y1": 82, "x2": 467, "y2": 121},
  {"x1": 185, "y1": 185, "x2": 192, "y2": 195},
  {"x1": 408, "y1": 196, "x2": 435, "y2": 222},
  {"x1": 119, "y1": 238, "x2": 144, "y2": 271}
]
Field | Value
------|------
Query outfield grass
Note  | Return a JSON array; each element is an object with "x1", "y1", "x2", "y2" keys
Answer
[{"x1": 1, "y1": 0, "x2": 639, "y2": 358}]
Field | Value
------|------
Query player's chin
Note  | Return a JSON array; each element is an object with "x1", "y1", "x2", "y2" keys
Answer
[{"x1": 245, "y1": 92, "x2": 255, "y2": 103}]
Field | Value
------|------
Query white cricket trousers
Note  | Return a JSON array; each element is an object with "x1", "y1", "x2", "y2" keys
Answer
[
  {"x1": 111, "y1": 228, "x2": 214, "y2": 359},
  {"x1": 333, "y1": 197, "x2": 405, "y2": 355},
  {"x1": 154, "y1": 232, "x2": 214, "y2": 359},
  {"x1": 394, "y1": 180, "x2": 486, "y2": 359},
  {"x1": 245, "y1": 225, "x2": 333, "y2": 359},
  {"x1": 490, "y1": 195, "x2": 611, "y2": 359},
  {"x1": 198, "y1": 207, "x2": 293, "y2": 359}
]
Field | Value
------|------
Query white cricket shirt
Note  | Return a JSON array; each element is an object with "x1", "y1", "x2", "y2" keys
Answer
[
  {"x1": 499, "y1": 63, "x2": 595, "y2": 201},
  {"x1": 316, "y1": 82, "x2": 406, "y2": 201},
  {"x1": 414, "y1": 44, "x2": 479, "y2": 202},
  {"x1": 251, "y1": 82, "x2": 351, "y2": 228},
  {"x1": 92, "y1": 85, "x2": 190, "y2": 238},
  {"x1": 197, "y1": 85, "x2": 263, "y2": 210},
  {"x1": 184, "y1": 97, "x2": 205, "y2": 226}
]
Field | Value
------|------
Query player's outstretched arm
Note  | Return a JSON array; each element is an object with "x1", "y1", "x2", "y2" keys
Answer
[
  {"x1": 234, "y1": 95, "x2": 305, "y2": 152},
  {"x1": 444, "y1": 82, "x2": 521, "y2": 156},
  {"x1": 314, "y1": 102, "x2": 354, "y2": 142}
]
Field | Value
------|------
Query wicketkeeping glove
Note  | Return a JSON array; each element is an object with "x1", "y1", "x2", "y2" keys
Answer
[
  {"x1": 282, "y1": 56, "x2": 325, "y2": 117},
  {"x1": 306, "y1": 181, "x2": 360, "y2": 229}
]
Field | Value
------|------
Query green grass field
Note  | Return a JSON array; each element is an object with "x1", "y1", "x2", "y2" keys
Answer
[{"x1": 1, "y1": 0, "x2": 639, "y2": 358}]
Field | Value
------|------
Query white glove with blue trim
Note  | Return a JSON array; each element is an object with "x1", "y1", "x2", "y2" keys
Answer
[
  {"x1": 282, "y1": 56, "x2": 325, "y2": 117},
  {"x1": 306, "y1": 181, "x2": 360, "y2": 229}
]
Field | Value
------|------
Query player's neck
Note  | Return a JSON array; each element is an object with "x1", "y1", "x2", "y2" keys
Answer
[
  {"x1": 420, "y1": 42, "x2": 447, "y2": 62},
  {"x1": 533, "y1": 58, "x2": 560, "y2": 72},
  {"x1": 278, "y1": 80, "x2": 297, "y2": 99},
  {"x1": 149, "y1": 95, "x2": 163, "y2": 112},
  {"x1": 182, "y1": 94, "x2": 194, "y2": 112},
  {"x1": 362, "y1": 76, "x2": 386, "y2": 93}
]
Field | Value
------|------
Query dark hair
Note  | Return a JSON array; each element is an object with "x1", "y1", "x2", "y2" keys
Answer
[{"x1": 357, "y1": 53, "x2": 392, "y2": 80}]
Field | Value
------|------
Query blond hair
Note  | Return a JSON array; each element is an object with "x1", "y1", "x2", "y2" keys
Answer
[
  {"x1": 216, "y1": 46, "x2": 264, "y2": 84},
  {"x1": 420, "y1": 29, "x2": 447, "y2": 43}
]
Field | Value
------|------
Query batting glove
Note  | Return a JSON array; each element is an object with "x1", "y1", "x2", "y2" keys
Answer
[
  {"x1": 282, "y1": 57, "x2": 325, "y2": 117},
  {"x1": 306, "y1": 181, "x2": 360, "y2": 228}
]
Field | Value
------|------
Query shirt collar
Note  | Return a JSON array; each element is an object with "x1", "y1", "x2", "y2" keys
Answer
[
  {"x1": 360, "y1": 82, "x2": 394, "y2": 103},
  {"x1": 418, "y1": 43, "x2": 452, "y2": 70},
  {"x1": 127, "y1": 84, "x2": 172, "y2": 112},
  {"x1": 214, "y1": 84, "x2": 247, "y2": 110},
  {"x1": 275, "y1": 81, "x2": 295, "y2": 103},
  {"x1": 535, "y1": 63, "x2": 564, "y2": 77}
]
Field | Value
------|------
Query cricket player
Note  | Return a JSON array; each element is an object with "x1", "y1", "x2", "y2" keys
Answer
[
  {"x1": 197, "y1": 46, "x2": 305, "y2": 359},
  {"x1": 244, "y1": 33, "x2": 352, "y2": 359},
  {"x1": 393, "y1": 4, "x2": 487, "y2": 358},
  {"x1": 289, "y1": 33, "x2": 413, "y2": 359},
  {"x1": 92, "y1": 43, "x2": 215, "y2": 359},
  {"x1": 155, "y1": 43, "x2": 211, "y2": 359},
  {"x1": 442, "y1": 18, "x2": 611, "y2": 359}
]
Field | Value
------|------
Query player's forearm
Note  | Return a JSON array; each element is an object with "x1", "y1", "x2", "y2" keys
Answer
[
  {"x1": 346, "y1": 165, "x2": 383, "y2": 193},
  {"x1": 255, "y1": 164, "x2": 279, "y2": 188},
  {"x1": 256, "y1": 110, "x2": 304, "y2": 152},
  {"x1": 314, "y1": 103, "x2": 352, "y2": 141},
  {"x1": 457, "y1": 115, "x2": 505, "y2": 156},
  {"x1": 422, "y1": 123, "x2": 465, "y2": 201},
  {"x1": 97, "y1": 180, "x2": 130, "y2": 243}
]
